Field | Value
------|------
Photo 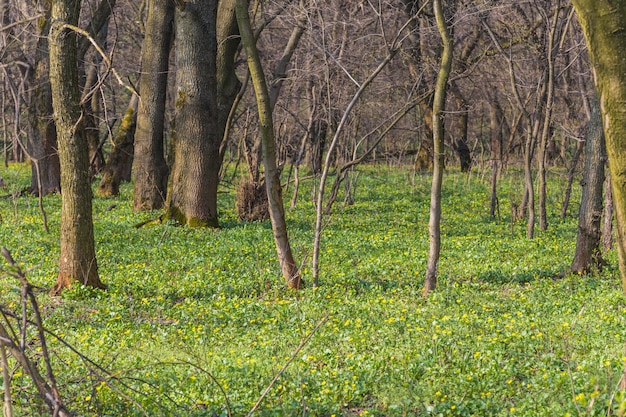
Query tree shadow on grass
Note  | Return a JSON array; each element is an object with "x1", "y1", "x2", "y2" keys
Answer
[{"x1": 477, "y1": 267, "x2": 560, "y2": 285}]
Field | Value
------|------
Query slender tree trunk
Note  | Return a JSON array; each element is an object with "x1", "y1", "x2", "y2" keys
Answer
[
  {"x1": 561, "y1": 140, "x2": 584, "y2": 218},
  {"x1": 423, "y1": 0, "x2": 452, "y2": 297},
  {"x1": 236, "y1": 0, "x2": 302, "y2": 288},
  {"x1": 572, "y1": 0, "x2": 626, "y2": 292},
  {"x1": 538, "y1": 2, "x2": 562, "y2": 232},
  {"x1": 165, "y1": 0, "x2": 221, "y2": 228},
  {"x1": 49, "y1": 0, "x2": 105, "y2": 294},
  {"x1": 453, "y1": 95, "x2": 471, "y2": 172},
  {"x1": 562, "y1": 56, "x2": 592, "y2": 218},
  {"x1": 489, "y1": 101, "x2": 502, "y2": 217},
  {"x1": 571, "y1": 96, "x2": 606, "y2": 273},
  {"x1": 132, "y1": 0, "x2": 173, "y2": 211}
]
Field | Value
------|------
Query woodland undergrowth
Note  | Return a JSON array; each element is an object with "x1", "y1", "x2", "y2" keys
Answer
[{"x1": 0, "y1": 162, "x2": 624, "y2": 416}]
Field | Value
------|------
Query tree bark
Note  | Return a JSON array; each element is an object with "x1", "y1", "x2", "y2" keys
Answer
[
  {"x1": 27, "y1": 6, "x2": 61, "y2": 196},
  {"x1": 165, "y1": 0, "x2": 221, "y2": 228},
  {"x1": 423, "y1": 0, "x2": 452, "y2": 297},
  {"x1": 236, "y1": 0, "x2": 302, "y2": 289},
  {"x1": 603, "y1": 171, "x2": 614, "y2": 251},
  {"x1": 538, "y1": 2, "x2": 562, "y2": 232},
  {"x1": 49, "y1": 0, "x2": 105, "y2": 294},
  {"x1": 489, "y1": 101, "x2": 503, "y2": 218},
  {"x1": 216, "y1": 0, "x2": 243, "y2": 163},
  {"x1": 571, "y1": 96, "x2": 606, "y2": 274},
  {"x1": 97, "y1": 94, "x2": 138, "y2": 197},
  {"x1": 572, "y1": 0, "x2": 626, "y2": 292},
  {"x1": 132, "y1": 0, "x2": 174, "y2": 211}
]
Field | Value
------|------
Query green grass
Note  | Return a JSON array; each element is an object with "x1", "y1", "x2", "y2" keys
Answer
[{"x1": 0, "y1": 162, "x2": 624, "y2": 416}]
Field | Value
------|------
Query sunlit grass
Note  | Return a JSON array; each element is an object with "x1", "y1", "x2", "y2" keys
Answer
[{"x1": 0, "y1": 162, "x2": 624, "y2": 416}]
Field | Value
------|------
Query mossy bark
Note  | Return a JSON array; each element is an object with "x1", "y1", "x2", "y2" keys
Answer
[
  {"x1": 97, "y1": 94, "x2": 138, "y2": 197},
  {"x1": 133, "y1": 0, "x2": 174, "y2": 211},
  {"x1": 572, "y1": 0, "x2": 626, "y2": 292},
  {"x1": 49, "y1": 0, "x2": 105, "y2": 294},
  {"x1": 165, "y1": 0, "x2": 220, "y2": 228}
]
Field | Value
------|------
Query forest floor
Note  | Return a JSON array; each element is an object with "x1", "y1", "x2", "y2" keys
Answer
[{"x1": 0, "y1": 162, "x2": 624, "y2": 416}]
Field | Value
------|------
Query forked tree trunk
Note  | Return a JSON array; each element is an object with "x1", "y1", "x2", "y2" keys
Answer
[
  {"x1": 572, "y1": 0, "x2": 626, "y2": 292},
  {"x1": 49, "y1": 0, "x2": 105, "y2": 294},
  {"x1": 423, "y1": 0, "x2": 452, "y2": 297},
  {"x1": 165, "y1": 0, "x2": 221, "y2": 228},
  {"x1": 236, "y1": 0, "x2": 301, "y2": 288},
  {"x1": 133, "y1": 0, "x2": 174, "y2": 211},
  {"x1": 571, "y1": 97, "x2": 606, "y2": 274}
]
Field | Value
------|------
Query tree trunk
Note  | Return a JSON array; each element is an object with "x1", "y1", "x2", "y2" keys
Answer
[
  {"x1": 236, "y1": 0, "x2": 301, "y2": 289},
  {"x1": 216, "y1": 0, "x2": 242, "y2": 162},
  {"x1": 571, "y1": 96, "x2": 606, "y2": 274},
  {"x1": 82, "y1": 52, "x2": 106, "y2": 176},
  {"x1": 97, "y1": 94, "x2": 138, "y2": 197},
  {"x1": 603, "y1": 171, "x2": 614, "y2": 251},
  {"x1": 49, "y1": 0, "x2": 105, "y2": 294},
  {"x1": 27, "y1": 8, "x2": 61, "y2": 196},
  {"x1": 489, "y1": 101, "x2": 502, "y2": 217},
  {"x1": 132, "y1": 0, "x2": 174, "y2": 211},
  {"x1": 572, "y1": 0, "x2": 626, "y2": 292},
  {"x1": 423, "y1": 0, "x2": 452, "y2": 297},
  {"x1": 561, "y1": 140, "x2": 584, "y2": 218},
  {"x1": 165, "y1": 0, "x2": 221, "y2": 228},
  {"x1": 538, "y1": 2, "x2": 562, "y2": 232}
]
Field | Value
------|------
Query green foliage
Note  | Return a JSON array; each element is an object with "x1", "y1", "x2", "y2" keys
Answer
[{"x1": 0, "y1": 164, "x2": 624, "y2": 416}]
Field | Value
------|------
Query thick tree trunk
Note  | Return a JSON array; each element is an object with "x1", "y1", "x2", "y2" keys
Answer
[
  {"x1": 27, "y1": 9, "x2": 61, "y2": 196},
  {"x1": 572, "y1": 1, "x2": 626, "y2": 291},
  {"x1": 97, "y1": 94, "x2": 138, "y2": 197},
  {"x1": 132, "y1": 0, "x2": 174, "y2": 211},
  {"x1": 165, "y1": 0, "x2": 221, "y2": 228},
  {"x1": 236, "y1": 0, "x2": 301, "y2": 289},
  {"x1": 571, "y1": 97, "x2": 606, "y2": 274},
  {"x1": 49, "y1": 0, "x2": 105, "y2": 294},
  {"x1": 423, "y1": 0, "x2": 452, "y2": 297}
]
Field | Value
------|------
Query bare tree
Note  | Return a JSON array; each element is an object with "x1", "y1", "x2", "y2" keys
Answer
[
  {"x1": 236, "y1": 0, "x2": 302, "y2": 288},
  {"x1": 423, "y1": 0, "x2": 452, "y2": 297}
]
